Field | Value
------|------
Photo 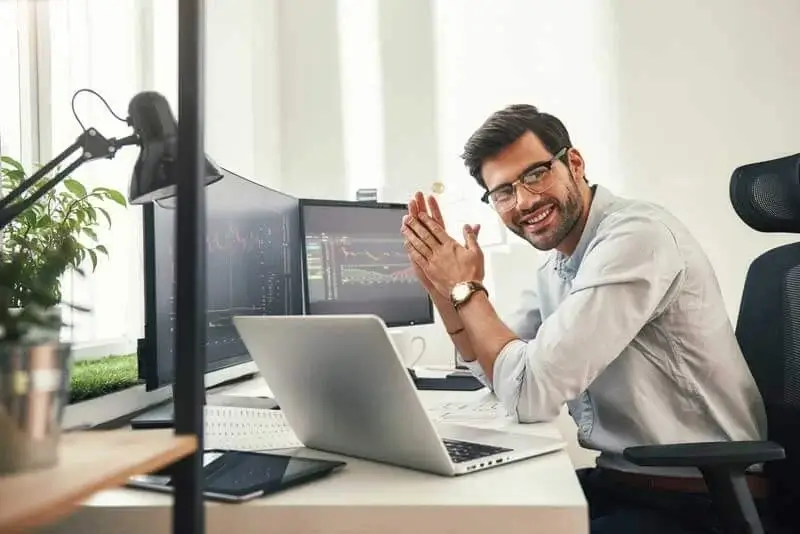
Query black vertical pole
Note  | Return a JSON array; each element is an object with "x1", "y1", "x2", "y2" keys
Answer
[{"x1": 172, "y1": 0, "x2": 206, "y2": 532}]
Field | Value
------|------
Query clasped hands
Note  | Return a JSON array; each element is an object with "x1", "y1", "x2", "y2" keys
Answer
[{"x1": 401, "y1": 192, "x2": 485, "y2": 300}]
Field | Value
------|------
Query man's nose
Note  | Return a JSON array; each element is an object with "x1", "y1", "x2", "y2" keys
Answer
[{"x1": 516, "y1": 185, "x2": 539, "y2": 212}]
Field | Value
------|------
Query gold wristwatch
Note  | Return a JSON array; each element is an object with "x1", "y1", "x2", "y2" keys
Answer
[{"x1": 449, "y1": 280, "x2": 488, "y2": 310}]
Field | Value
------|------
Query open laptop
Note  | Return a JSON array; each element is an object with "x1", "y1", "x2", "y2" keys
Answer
[{"x1": 233, "y1": 315, "x2": 565, "y2": 476}]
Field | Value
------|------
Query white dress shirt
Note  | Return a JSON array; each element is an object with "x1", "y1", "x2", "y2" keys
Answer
[{"x1": 462, "y1": 185, "x2": 767, "y2": 474}]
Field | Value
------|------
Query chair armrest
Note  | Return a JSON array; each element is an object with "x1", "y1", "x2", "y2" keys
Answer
[
  {"x1": 623, "y1": 440, "x2": 785, "y2": 468},
  {"x1": 625, "y1": 441, "x2": 785, "y2": 534}
]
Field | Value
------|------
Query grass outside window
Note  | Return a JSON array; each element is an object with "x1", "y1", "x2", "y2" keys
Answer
[{"x1": 69, "y1": 354, "x2": 139, "y2": 404}]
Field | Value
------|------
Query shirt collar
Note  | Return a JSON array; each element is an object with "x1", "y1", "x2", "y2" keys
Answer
[{"x1": 554, "y1": 184, "x2": 615, "y2": 278}]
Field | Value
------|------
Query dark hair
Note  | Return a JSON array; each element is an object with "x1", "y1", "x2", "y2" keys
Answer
[{"x1": 461, "y1": 104, "x2": 573, "y2": 189}]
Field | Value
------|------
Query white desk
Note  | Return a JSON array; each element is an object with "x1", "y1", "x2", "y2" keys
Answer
[{"x1": 45, "y1": 376, "x2": 588, "y2": 534}]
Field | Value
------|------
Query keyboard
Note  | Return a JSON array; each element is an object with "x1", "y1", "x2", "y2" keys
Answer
[
  {"x1": 131, "y1": 395, "x2": 279, "y2": 429},
  {"x1": 442, "y1": 438, "x2": 512, "y2": 463}
]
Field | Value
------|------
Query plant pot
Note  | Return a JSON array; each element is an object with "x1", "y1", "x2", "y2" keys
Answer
[
  {"x1": 5, "y1": 306, "x2": 62, "y2": 343},
  {"x1": 0, "y1": 341, "x2": 71, "y2": 475}
]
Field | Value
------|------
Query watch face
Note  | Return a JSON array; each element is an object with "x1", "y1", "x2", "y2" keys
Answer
[{"x1": 452, "y1": 283, "x2": 471, "y2": 301}]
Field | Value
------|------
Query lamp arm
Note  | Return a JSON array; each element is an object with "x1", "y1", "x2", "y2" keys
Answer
[
  {"x1": 0, "y1": 139, "x2": 82, "y2": 212},
  {"x1": 0, "y1": 129, "x2": 139, "y2": 231}
]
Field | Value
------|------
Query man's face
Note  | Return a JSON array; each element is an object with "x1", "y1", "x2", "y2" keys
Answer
[{"x1": 482, "y1": 131, "x2": 585, "y2": 251}]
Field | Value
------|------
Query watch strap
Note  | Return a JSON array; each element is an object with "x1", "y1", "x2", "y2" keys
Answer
[{"x1": 451, "y1": 280, "x2": 488, "y2": 310}]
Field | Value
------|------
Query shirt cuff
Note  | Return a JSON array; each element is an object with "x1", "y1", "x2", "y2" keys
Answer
[
  {"x1": 456, "y1": 354, "x2": 492, "y2": 390},
  {"x1": 492, "y1": 339, "x2": 528, "y2": 418}
]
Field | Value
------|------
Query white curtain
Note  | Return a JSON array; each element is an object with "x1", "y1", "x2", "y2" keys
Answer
[
  {"x1": 0, "y1": 1, "x2": 24, "y2": 159},
  {"x1": 40, "y1": 0, "x2": 154, "y2": 346}
]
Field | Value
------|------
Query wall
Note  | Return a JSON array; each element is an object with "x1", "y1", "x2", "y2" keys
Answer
[
  {"x1": 610, "y1": 0, "x2": 800, "y2": 320},
  {"x1": 276, "y1": 0, "x2": 348, "y2": 199}
]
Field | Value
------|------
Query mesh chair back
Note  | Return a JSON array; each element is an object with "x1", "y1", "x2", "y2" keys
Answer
[{"x1": 730, "y1": 153, "x2": 800, "y2": 527}]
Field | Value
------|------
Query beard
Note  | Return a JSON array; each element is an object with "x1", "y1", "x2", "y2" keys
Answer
[{"x1": 508, "y1": 174, "x2": 583, "y2": 251}]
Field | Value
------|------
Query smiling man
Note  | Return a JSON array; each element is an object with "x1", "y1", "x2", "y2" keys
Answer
[{"x1": 401, "y1": 104, "x2": 767, "y2": 533}]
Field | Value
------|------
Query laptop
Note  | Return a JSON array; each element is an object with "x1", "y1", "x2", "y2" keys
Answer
[{"x1": 233, "y1": 315, "x2": 565, "y2": 476}]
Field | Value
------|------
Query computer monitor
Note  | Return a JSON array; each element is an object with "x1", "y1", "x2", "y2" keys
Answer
[
  {"x1": 138, "y1": 168, "x2": 303, "y2": 392},
  {"x1": 298, "y1": 199, "x2": 433, "y2": 327}
]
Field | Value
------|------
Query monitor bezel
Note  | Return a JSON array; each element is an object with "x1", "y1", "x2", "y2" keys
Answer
[{"x1": 297, "y1": 197, "x2": 434, "y2": 328}]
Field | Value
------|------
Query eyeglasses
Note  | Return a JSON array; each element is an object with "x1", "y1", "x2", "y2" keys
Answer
[{"x1": 481, "y1": 147, "x2": 568, "y2": 213}]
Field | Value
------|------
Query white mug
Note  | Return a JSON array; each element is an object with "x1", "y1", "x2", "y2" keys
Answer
[{"x1": 389, "y1": 329, "x2": 427, "y2": 368}]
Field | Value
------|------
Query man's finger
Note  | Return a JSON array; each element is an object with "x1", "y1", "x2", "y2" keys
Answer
[
  {"x1": 405, "y1": 215, "x2": 441, "y2": 247},
  {"x1": 463, "y1": 224, "x2": 480, "y2": 250},
  {"x1": 404, "y1": 239, "x2": 428, "y2": 266},
  {"x1": 427, "y1": 194, "x2": 445, "y2": 225},
  {"x1": 417, "y1": 212, "x2": 450, "y2": 243},
  {"x1": 408, "y1": 198, "x2": 419, "y2": 217},
  {"x1": 402, "y1": 219, "x2": 433, "y2": 255},
  {"x1": 427, "y1": 194, "x2": 443, "y2": 222},
  {"x1": 414, "y1": 191, "x2": 427, "y2": 215}
]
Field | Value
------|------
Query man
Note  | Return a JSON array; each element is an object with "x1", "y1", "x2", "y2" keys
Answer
[{"x1": 401, "y1": 104, "x2": 767, "y2": 533}]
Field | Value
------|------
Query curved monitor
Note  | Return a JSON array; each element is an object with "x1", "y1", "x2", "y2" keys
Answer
[
  {"x1": 141, "y1": 168, "x2": 303, "y2": 391},
  {"x1": 298, "y1": 199, "x2": 433, "y2": 327}
]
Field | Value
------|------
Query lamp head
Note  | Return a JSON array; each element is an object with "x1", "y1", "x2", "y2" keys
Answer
[{"x1": 126, "y1": 91, "x2": 223, "y2": 205}]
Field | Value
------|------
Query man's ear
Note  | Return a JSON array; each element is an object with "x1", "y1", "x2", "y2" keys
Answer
[{"x1": 566, "y1": 147, "x2": 586, "y2": 181}]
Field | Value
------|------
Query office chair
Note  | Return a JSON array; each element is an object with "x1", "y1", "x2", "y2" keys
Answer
[{"x1": 623, "y1": 152, "x2": 800, "y2": 534}]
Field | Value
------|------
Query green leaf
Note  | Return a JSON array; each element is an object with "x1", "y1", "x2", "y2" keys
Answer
[
  {"x1": 98, "y1": 207, "x2": 112, "y2": 227},
  {"x1": 88, "y1": 249, "x2": 98, "y2": 271},
  {"x1": 95, "y1": 244, "x2": 109, "y2": 256},
  {"x1": 21, "y1": 209, "x2": 36, "y2": 227},
  {"x1": 104, "y1": 189, "x2": 127, "y2": 206},
  {"x1": 3, "y1": 169, "x2": 25, "y2": 183},
  {"x1": 0, "y1": 156, "x2": 24, "y2": 171},
  {"x1": 83, "y1": 227, "x2": 98, "y2": 241},
  {"x1": 64, "y1": 178, "x2": 87, "y2": 198},
  {"x1": 37, "y1": 214, "x2": 52, "y2": 228}
]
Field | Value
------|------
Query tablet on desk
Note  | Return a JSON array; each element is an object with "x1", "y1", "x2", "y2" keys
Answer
[{"x1": 127, "y1": 449, "x2": 346, "y2": 503}]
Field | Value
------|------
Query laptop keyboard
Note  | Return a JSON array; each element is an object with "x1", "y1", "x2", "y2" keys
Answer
[{"x1": 442, "y1": 438, "x2": 512, "y2": 463}]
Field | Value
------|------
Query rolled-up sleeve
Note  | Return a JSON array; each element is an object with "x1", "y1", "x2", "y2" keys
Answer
[
  {"x1": 490, "y1": 216, "x2": 685, "y2": 423},
  {"x1": 460, "y1": 285, "x2": 543, "y2": 391}
]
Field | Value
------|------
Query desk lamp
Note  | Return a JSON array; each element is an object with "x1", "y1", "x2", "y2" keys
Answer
[
  {"x1": 0, "y1": 91, "x2": 221, "y2": 228},
  {"x1": 0, "y1": 1, "x2": 214, "y2": 527}
]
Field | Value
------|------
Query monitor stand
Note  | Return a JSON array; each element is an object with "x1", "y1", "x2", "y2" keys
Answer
[{"x1": 130, "y1": 392, "x2": 279, "y2": 429}]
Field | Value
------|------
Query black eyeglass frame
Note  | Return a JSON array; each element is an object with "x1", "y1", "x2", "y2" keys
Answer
[{"x1": 480, "y1": 146, "x2": 569, "y2": 208}]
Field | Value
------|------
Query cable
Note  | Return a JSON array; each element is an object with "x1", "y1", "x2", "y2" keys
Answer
[{"x1": 70, "y1": 88, "x2": 128, "y2": 131}]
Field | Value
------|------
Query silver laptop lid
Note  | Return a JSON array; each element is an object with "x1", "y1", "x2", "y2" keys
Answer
[{"x1": 233, "y1": 314, "x2": 454, "y2": 473}]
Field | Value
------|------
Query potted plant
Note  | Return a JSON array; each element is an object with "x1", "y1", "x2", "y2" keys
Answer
[{"x1": 0, "y1": 155, "x2": 126, "y2": 475}]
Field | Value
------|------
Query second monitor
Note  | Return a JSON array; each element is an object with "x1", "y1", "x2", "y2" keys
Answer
[{"x1": 299, "y1": 199, "x2": 433, "y2": 326}]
